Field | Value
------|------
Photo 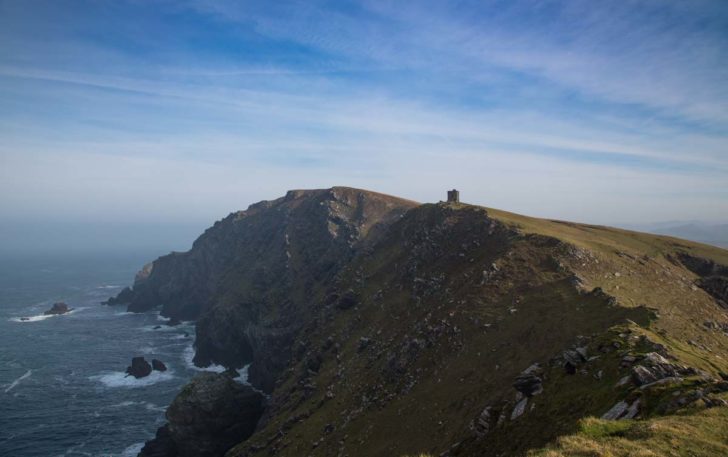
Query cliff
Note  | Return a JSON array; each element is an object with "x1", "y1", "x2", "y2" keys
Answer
[{"x1": 108, "y1": 187, "x2": 417, "y2": 390}]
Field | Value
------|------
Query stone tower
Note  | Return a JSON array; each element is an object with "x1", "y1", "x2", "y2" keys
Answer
[{"x1": 447, "y1": 189, "x2": 460, "y2": 203}]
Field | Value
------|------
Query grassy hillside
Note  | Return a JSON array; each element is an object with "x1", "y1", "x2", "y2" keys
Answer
[{"x1": 221, "y1": 200, "x2": 728, "y2": 457}]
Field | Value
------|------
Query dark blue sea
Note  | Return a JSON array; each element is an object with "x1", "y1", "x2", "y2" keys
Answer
[{"x1": 0, "y1": 252, "x2": 229, "y2": 456}]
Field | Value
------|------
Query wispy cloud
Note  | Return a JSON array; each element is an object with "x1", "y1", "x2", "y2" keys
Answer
[{"x1": 0, "y1": 0, "x2": 726, "y2": 236}]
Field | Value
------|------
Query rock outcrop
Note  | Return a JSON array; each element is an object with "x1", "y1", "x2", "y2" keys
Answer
[
  {"x1": 152, "y1": 359, "x2": 167, "y2": 372},
  {"x1": 44, "y1": 302, "x2": 72, "y2": 315},
  {"x1": 138, "y1": 373, "x2": 264, "y2": 457},
  {"x1": 126, "y1": 357, "x2": 152, "y2": 378}
]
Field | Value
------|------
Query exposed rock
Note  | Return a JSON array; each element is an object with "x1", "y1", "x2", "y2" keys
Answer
[
  {"x1": 631, "y1": 352, "x2": 687, "y2": 386},
  {"x1": 126, "y1": 357, "x2": 152, "y2": 378},
  {"x1": 151, "y1": 373, "x2": 265, "y2": 457},
  {"x1": 601, "y1": 400, "x2": 628, "y2": 420},
  {"x1": 513, "y1": 363, "x2": 543, "y2": 396},
  {"x1": 623, "y1": 399, "x2": 640, "y2": 419},
  {"x1": 138, "y1": 424, "x2": 177, "y2": 457},
  {"x1": 335, "y1": 289, "x2": 359, "y2": 310},
  {"x1": 44, "y1": 302, "x2": 72, "y2": 315},
  {"x1": 473, "y1": 406, "x2": 492, "y2": 438},
  {"x1": 510, "y1": 397, "x2": 528, "y2": 420},
  {"x1": 152, "y1": 359, "x2": 167, "y2": 372},
  {"x1": 104, "y1": 286, "x2": 134, "y2": 306}
]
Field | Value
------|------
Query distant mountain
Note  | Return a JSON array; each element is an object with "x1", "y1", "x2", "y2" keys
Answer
[
  {"x1": 108, "y1": 188, "x2": 728, "y2": 457},
  {"x1": 625, "y1": 221, "x2": 728, "y2": 248}
]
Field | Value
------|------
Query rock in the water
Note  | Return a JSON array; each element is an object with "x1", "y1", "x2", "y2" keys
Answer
[
  {"x1": 44, "y1": 302, "x2": 72, "y2": 315},
  {"x1": 126, "y1": 357, "x2": 153, "y2": 378},
  {"x1": 152, "y1": 359, "x2": 167, "y2": 372},
  {"x1": 138, "y1": 424, "x2": 177, "y2": 457},
  {"x1": 104, "y1": 286, "x2": 134, "y2": 306},
  {"x1": 165, "y1": 372, "x2": 264, "y2": 457}
]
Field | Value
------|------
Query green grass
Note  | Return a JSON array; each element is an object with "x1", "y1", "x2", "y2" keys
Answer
[{"x1": 530, "y1": 400, "x2": 728, "y2": 457}]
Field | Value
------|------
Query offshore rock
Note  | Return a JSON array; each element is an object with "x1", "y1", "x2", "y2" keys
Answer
[
  {"x1": 44, "y1": 302, "x2": 72, "y2": 315},
  {"x1": 126, "y1": 357, "x2": 152, "y2": 379}
]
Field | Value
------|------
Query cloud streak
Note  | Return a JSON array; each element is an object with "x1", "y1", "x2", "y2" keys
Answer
[{"x1": 0, "y1": 0, "x2": 726, "y2": 243}]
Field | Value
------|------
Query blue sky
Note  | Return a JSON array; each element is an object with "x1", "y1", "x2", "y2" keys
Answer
[{"x1": 1, "y1": 0, "x2": 727, "y2": 251}]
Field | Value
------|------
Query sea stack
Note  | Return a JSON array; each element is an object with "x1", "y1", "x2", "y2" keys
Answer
[{"x1": 44, "y1": 302, "x2": 72, "y2": 315}]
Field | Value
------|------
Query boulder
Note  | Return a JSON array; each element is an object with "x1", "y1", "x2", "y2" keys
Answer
[
  {"x1": 44, "y1": 302, "x2": 72, "y2": 315},
  {"x1": 513, "y1": 363, "x2": 543, "y2": 396},
  {"x1": 152, "y1": 359, "x2": 167, "y2": 372},
  {"x1": 165, "y1": 372, "x2": 264, "y2": 457},
  {"x1": 126, "y1": 357, "x2": 152, "y2": 378},
  {"x1": 510, "y1": 397, "x2": 528, "y2": 420},
  {"x1": 631, "y1": 352, "x2": 685, "y2": 386},
  {"x1": 335, "y1": 289, "x2": 358, "y2": 310}
]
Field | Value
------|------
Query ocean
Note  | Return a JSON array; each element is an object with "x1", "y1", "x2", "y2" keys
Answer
[{"x1": 0, "y1": 252, "x2": 229, "y2": 456}]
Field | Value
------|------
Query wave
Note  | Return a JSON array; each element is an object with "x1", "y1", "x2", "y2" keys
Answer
[
  {"x1": 90, "y1": 369, "x2": 175, "y2": 388},
  {"x1": 9, "y1": 314, "x2": 54, "y2": 323},
  {"x1": 121, "y1": 442, "x2": 145, "y2": 457},
  {"x1": 182, "y1": 345, "x2": 226, "y2": 373},
  {"x1": 97, "y1": 284, "x2": 122, "y2": 289},
  {"x1": 109, "y1": 400, "x2": 166, "y2": 412},
  {"x1": 4, "y1": 369, "x2": 32, "y2": 393}
]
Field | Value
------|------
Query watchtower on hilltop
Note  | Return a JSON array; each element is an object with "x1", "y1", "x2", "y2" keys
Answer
[{"x1": 447, "y1": 189, "x2": 460, "y2": 203}]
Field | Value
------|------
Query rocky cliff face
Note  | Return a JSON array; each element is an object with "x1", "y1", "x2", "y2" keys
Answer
[
  {"x1": 115, "y1": 188, "x2": 728, "y2": 457},
  {"x1": 108, "y1": 187, "x2": 417, "y2": 390}
]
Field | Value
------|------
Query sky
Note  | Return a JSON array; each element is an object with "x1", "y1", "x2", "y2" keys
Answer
[{"x1": 0, "y1": 0, "x2": 727, "y2": 253}]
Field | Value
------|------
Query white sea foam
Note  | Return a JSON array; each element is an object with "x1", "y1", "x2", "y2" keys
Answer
[
  {"x1": 182, "y1": 344, "x2": 226, "y2": 373},
  {"x1": 114, "y1": 311, "x2": 135, "y2": 316},
  {"x1": 141, "y1": 324, "x2": 178, "y2": 332},
  {"x1": 10, "y1": 307, "x2": 81, "y2": 323},
  {"x1": 121, "y1": 442, "x2": 145, "y2": 457},
  {"x1": 4, "y1": 369, "x2": 31, "y2": 393},
  {"x1": 235, "y1": 364, "x2": 251, "y2": 385},
  {"x1": 156, "y1": 313, "x2": 171, "y2": 322},
  {"x1": 97, "y1": 284, "x2": 121, "y2": 289},
  {"x1": 109, "y1": 400, "x2": 166, "y2": 412},
  {"x1": 90, "y1": 369, "x2": 175, "y2": 388},
  {"x1": 10, "y1": 314, "x2": 54, "y2": 323}
]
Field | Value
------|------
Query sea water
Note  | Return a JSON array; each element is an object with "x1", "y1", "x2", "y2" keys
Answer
[{"x1": 0, "y1": 252, "x2": 228, "y2": 456}]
